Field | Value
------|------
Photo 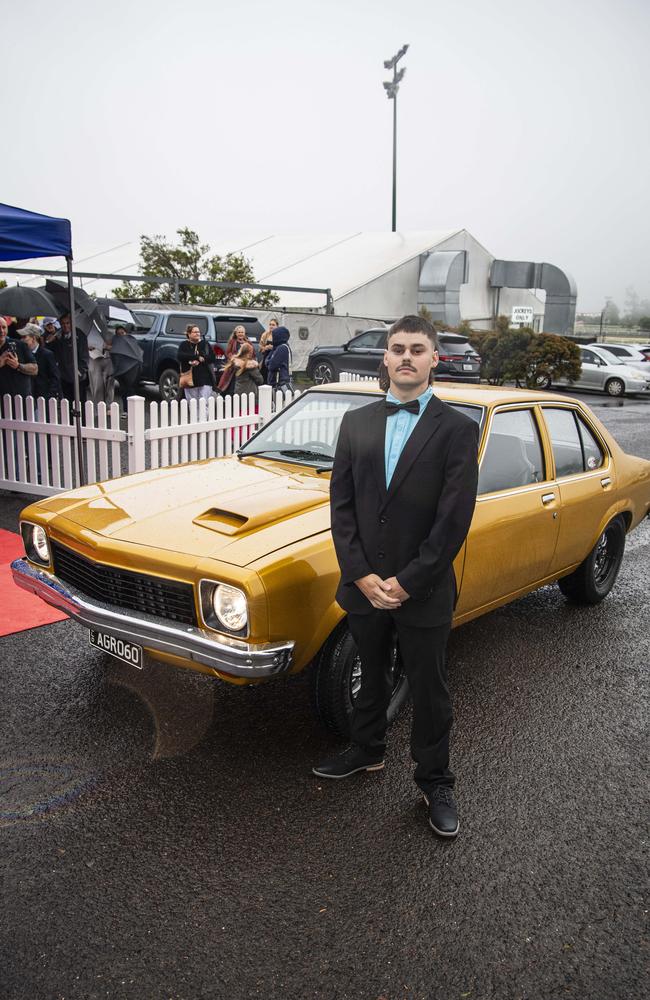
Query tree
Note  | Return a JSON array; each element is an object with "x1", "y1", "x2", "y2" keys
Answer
[
  {"x1": 112, "y1": 227, "x2": 279, "y2": 308},
  {"x1": 602, "y1": 299, "x2": 620, "y2": 324},
  {"x1": 639, "y1": 316, "x2": 650, "y2": 332},
  {"x1": 468, "y1": 327, "x2": 581, "y2": 386}
]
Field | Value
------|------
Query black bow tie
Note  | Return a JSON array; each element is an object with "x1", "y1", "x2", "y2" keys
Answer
[{"x1": 385, "y1": 399, "x2": 420, "y2": 416}]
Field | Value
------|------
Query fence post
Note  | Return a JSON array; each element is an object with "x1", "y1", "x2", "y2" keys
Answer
[
  {"x1": 258, "y1": 385, "x2": 273, "y2": 427},
  {"x1": 128, "y1": 395, "x2": 146, "y2": 474}
]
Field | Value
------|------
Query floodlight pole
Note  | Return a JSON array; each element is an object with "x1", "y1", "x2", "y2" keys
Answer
[
  {"x1": 383, "y1": 44, "x2": 409, "y2": 232},
  {"x1": 66, "y1": 256, "x2": 86, "y2": 486}
]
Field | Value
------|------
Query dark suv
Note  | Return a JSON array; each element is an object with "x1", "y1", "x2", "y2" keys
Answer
[
  {"x1": 306, "y1": 328, "x2": 481, "y2": 384},
  {"x1": 132, "y1": 310, "x2": 265, "y2": 400}
]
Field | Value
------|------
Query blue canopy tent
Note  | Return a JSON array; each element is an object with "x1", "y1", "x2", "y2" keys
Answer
[{"x1": 0, "y1": 202, "x2": 85, "y2": 484}]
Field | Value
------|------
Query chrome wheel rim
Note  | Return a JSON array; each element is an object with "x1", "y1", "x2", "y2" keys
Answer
[
  {"x1": 349, "y1": 641, "x2": 401, "y2": 702},
  {"x1": 313, "y1": 362, "x2": 334, "y2": 384},
  {"x1": 608, "y1": 379, "x2": 624, "y2": 397},
  {"x1": 594, "y1": 529, "x2": 616, "y2": 585}
]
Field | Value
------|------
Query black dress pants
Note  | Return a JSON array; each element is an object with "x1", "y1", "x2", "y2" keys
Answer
[{"x1": 347, "y1": 611, "x2": 454, "y2": 791}]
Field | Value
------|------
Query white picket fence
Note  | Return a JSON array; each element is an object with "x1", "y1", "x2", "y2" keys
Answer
[{"x1": 0, "y1": 384, "x2": 299, "y2": 497}]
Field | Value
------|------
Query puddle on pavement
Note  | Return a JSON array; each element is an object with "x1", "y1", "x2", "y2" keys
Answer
[
  {"x1": 0, "y1": 762, "x2": 98, "y2": 827},
  {"x1": 104, "y1": 654, "x2": 215, "y2": 759}
]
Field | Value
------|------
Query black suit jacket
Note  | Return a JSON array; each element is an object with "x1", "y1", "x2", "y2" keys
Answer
[
  {"x1": 330, "y1": 393, "x2": 479, "y2": 626},
  {"x1": 33, "y1": 345, "x2": 61, "y2": 400}
]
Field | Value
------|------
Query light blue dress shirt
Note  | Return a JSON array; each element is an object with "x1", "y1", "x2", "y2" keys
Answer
[{"x1": 384, "y1": 385, "x2": 434, "y2": 487}]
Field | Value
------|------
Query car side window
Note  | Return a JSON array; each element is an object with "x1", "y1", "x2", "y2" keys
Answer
[
  {"x1": 478, "y1": 409, "x2": 545, "y2": 495},
  {"x1": 164, "y1": 315, "x2": 209, "y2": 337},
  {"x1": 577, "y1": 416, "x2": 605, "y2": 470},
  {"x1": 543, "y1": 407, "x2": 602, "y2": 477},
  {"x1": 350, "y1": 331, "x2": 385, "y2": 350},
  {"x1": 581, "y1": 349, "x2": 598, "y2": 364},
  {"x1": 603, "y1": 345, "x2": 625, "y2": 357}
]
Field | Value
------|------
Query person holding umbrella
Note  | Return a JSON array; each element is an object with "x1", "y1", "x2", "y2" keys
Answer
[
  {"x1": 110, "y1": 325, "x2": 143, "y2": 412},
  {"x1": 51, "y1": 313, "x2": 89, "y2": 406}
]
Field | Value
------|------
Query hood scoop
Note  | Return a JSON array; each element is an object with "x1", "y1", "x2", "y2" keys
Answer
[
  {"x1": 194, "y1": 508, "x2": 249, "y2": 535},
  {"x1": 193, "y1": 485, "x2": 328, "y2": 537}
]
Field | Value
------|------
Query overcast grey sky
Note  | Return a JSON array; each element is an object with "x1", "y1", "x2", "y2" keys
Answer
[{"x1": 4, "y1": 0, "x2": 649, "y2": 312}]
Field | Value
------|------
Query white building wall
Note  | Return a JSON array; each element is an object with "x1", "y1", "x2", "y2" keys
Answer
[{"x1": 334, "y1": 256, "x2": 421, "y2": 319}]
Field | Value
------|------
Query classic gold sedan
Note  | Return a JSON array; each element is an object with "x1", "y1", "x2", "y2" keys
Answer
[{"x1": 12, "y1": 383, "x2": 650, "y2": 736}]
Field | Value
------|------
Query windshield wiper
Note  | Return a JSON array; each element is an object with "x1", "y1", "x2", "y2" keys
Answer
[{"x1": 238, "y1": 447, "x2": 333, "y2": 464}]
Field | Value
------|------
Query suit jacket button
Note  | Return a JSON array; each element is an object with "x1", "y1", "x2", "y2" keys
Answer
[
  {"x1": 378, "y1": 551, "x2": 385, "y2": 559},
  {"x1": 379, "y1": 516, "x2": 387, "y2": 524}
]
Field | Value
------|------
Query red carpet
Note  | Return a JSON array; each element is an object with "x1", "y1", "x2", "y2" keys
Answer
[{"x1": 0, "y1": 529, "x2": 68, "y2": 637}]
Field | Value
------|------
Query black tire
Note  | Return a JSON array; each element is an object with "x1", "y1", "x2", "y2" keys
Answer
[
  {"x1": 557, "y1": 515, "x2": 626, "y2": 605},
  {"x1": 158, "y1": 367, "x2": 181, "y2": 401},
  {"x1": 311, "y1": 360, "x2": 337, "y2": 385},
  {"x1": 605, "y1": 377, "x2": 625, "y2": 397},
  {"x1": 310, "y1": 621, "x2": 410, "y2": 738}
]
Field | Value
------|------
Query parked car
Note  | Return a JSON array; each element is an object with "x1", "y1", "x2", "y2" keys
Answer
[
  {"x1": 637, "y1": 344, "x2": 650, "y2": 361},
  {"x1": 306, "y1": 329, "x2": 481, "y2": 384},
  {"x1": 132, "y1": 310, "x2": 265, "y2": 400},
  {"x1": 552, "y1": 345, "x2": 650, "y2": 397},
  {"x1": 588, "y1": 342, "x2": 650, "y2": 371},
  {"x1": 13, "y1": 383, "x2": 650, "y2": 738}
]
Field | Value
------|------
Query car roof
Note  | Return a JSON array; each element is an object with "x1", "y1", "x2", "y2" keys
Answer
[{"x1": 307, "y1": 380, "x2": 585, "y2": 408}]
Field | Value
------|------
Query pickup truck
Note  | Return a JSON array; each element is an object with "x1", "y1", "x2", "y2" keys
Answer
[{"x1": 132, "y1": 309, "x2": 265, "y2": 400}]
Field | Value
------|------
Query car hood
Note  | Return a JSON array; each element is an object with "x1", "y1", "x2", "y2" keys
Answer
[{"x1": 44, "y1": 458, "x2": 331, "y2": 567}]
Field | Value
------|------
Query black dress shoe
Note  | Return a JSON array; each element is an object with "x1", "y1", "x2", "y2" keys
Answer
[
  {"x1": 423, "y1": 786, "x2": 459, "y2": 837},
  {"x1": 312, "y1": 745, "x2": 385, "y2": 779}
]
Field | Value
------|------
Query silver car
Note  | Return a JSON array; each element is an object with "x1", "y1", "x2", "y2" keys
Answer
[
  {"x1": 588, "y1": 342, "x2": 650, "y2": 372},
  {"x1": 553, "y1": 345, "x2": 650, "y2": 397}
]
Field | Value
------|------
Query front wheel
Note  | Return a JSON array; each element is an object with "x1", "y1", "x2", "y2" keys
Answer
[
  {"x1": 557, "y1": 515, "x2": 626, "y2": 604},
  {"x1": 158, "y1": 367, "x2": 181, "y2": 401},
  {"x1": 310, "y1": 622, "x2": 410, "y2": 738},
  {"x1": 605, "y1": 377, "x2": 625, "y2": 397},
  {"x1": 311, "y1": 360, "x2": 336, "y2": 385}
]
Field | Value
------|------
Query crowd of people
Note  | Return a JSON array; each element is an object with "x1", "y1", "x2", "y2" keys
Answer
[
  {"x1": 176, "y1": 318, "x2": 293, "y2": 406},
  {"x1": 0, "y1": 314, "x2": 143, "y2": 413}
]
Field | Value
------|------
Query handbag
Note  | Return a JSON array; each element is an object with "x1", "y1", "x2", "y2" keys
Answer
[{"x1": 179, "y1": 367, "x2": 193, "y2": 389}]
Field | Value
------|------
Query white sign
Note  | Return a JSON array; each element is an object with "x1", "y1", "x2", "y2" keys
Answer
[{"x1": 511, "y1": 306, "x2": 534, "y2": 326}]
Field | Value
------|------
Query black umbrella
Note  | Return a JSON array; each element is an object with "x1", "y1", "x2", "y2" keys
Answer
[
  {"x1": 96, "y1": 297, "x2": 137, "y2": 328},
  {"x1": 45, "y1": 278, "x2": 109, "y2": 338},
  {"x1": 110, "y1": 333, "x2": 144, "y2": 378},
  {"x1": 0, "y1": 284, "x2": 59, "y2": 318}
]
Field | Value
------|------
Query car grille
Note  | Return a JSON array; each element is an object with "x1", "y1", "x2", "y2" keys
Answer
[{"x1": 51, "y1": 541, "x2": 198, "y2": 626}]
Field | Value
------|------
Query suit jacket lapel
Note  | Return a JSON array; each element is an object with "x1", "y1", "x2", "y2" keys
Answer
[
  {"x1": 382, "y1": 393, "x2": 444, "y2": 508},
  {"x1": 365, "y1": 399, "x2": 388, "y2": 505}
]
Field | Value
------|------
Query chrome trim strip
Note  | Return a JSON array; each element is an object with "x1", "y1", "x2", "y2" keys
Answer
[{"x1": 10, "y1": 559, "x2": 293, "y2": 680}]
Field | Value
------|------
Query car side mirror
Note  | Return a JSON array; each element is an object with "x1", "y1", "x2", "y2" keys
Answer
[{"x1": 343, "y1": 342, "x2": 349, "y2": 351}]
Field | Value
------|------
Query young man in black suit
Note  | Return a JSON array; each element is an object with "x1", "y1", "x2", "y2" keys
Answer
[{"x1": 313, "y1": 314, "x2": 479, "y2": 837}]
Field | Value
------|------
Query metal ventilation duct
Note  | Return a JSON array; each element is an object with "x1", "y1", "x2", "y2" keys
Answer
[
  {"x1": 490, "y1": 260, "x2": 577, "y2": 335},
  {"x1": 417, "y1": 250, "x2": 468, "y2": 326}
]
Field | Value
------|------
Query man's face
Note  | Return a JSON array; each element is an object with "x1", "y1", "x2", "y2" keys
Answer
[
  {"x1": 60, "y1": 316, "x2": 71, "y2": 335},
  {"x1": 384, "y1": 330, "x2": 439, "y2": 395},
  {"x1": 44, "y1": 322, "x2": 56, "y2": 336},
  {"x1": 25, "y1": 335, "x2": 38, "y2": 351},
  {"x1": 0, "y1": 319, "x2": 7, "y2": 347}
]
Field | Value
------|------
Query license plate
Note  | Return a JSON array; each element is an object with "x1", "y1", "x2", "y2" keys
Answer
[
  {"x1": 89, "y1": 629, "x2": 143, "y2": 668},
  {"x1": 463, "y1": 363, "x2": 474, "y2": 371}
]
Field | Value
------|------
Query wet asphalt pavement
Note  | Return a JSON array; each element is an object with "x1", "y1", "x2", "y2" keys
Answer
[{"x1": 1, "y1": 391, "x2": 648, "y2": 1000}]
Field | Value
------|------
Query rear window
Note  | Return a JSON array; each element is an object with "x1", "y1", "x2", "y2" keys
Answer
[
  {"x1": 132, "y1": 311, "x2": 157, "y2": 333},
  {"x1": 438, "y1": 336, "x2": 474, "y2": 354},
  {"x1": 164, "y1": 314, "x2": 209, "y2": 337},
  {"x1": 214, "y1": 317, "x2": 264, "y2": 343}
]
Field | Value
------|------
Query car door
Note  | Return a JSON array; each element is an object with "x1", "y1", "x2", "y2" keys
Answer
[
  {"x1": 455, "y1": 405, "x2": 561, "y2": 615},
  {"x1": 540, "y1": 405, "x2": 614, "y2": 574},
  {"x1": 344, "y1": 330, "x2": 387, "y2": 377},
  {"x1": 578, "y1": 348, "x2": 603, "y2": 390}
]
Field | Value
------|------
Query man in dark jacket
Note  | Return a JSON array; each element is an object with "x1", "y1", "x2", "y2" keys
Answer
[
  {"x1": 50, "y1": 313, "x2": 88, "y2": 406},
  {"x1": 266, "y1": 326, "x2": 292, "y2": 392},
  {"x1": 313, "y1": 314, "x2": 479, "y2": 839},
  {"x1": 0, "y1": 316, "x2": 38, "y2": 398},
  {"x1": 19, "y1": 324, "x2": 60, "y2": 400}
]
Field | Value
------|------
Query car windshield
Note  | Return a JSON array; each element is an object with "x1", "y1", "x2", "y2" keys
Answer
[
  {"x1": 597, "y1": 349, "x2": 624, "y2": 366},
  {"x1": 238, "y1": 390, "x2": 484, "y2": 467}
]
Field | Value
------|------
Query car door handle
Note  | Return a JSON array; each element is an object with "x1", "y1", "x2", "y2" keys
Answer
[
  {"x1": 601, "y1": 477, "x2": 612, "y2": 487},
  {"x1": 541, "y1": 493, "x2": 556, "y2": 505}
]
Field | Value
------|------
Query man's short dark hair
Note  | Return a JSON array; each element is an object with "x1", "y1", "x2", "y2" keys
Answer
[{"x1": 388, "y1": 314, "x2": 440, "y2": 352}]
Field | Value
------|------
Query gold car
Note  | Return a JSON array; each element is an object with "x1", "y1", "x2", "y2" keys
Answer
[{"x1": 12, "y1": 383, "x2": 650, "y2": 736}]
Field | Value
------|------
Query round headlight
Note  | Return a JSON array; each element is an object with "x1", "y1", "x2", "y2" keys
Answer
[
  {"x1": 33, "y1": 525, "x2": 50, "y2": 563},
  {"x1": 213, "y1": 584, "x2": 248, "y2": 632}
]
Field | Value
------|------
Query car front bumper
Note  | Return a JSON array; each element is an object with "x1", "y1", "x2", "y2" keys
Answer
[{"x1": 11, "y1": 558, "x2": 294, "y2": 680}]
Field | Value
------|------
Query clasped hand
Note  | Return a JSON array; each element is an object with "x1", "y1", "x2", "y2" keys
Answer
[{"x1": 355, "y1": 574, "x2": 409, "y2": 609}]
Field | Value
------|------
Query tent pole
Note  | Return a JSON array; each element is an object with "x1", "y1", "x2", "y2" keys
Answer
[{"x1": 66, "y1": 256, "x2": 86, "y2": 486}]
